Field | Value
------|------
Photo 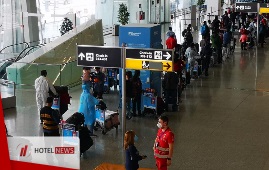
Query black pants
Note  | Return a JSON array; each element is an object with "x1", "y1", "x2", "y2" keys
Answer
[
  {"x1": 132, "y1": 94, "x2": 141, "y2": 115},
  {"x1": 202, "y1": 55, "x2": 211, "y2": 75},
  {"x1": 216, "y1": 47, "x2": 222, "y2": 63},
  {"x1": 44, "y1": 130, "x2": 60, "y2": 136},
  {"x1": 241, "y1": 42, "x2": 247, "y2": 50},
  {"x1": 165, "y1": 90, "x2": 177, "y2": 111}
]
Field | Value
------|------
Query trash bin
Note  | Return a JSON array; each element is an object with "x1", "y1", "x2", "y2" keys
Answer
[{"x1": 112, "y1": 24, "x2": 119, "y2": 36}]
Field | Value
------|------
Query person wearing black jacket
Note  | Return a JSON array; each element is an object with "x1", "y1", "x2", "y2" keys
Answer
[
  {"x1": 124, "y1": 130, "x2": 146, "y2": 170},
  {"x1": 132, "y1": 70, "x2": 142, "y2": 116},
  {"x1": 40, "y1": 97, "x2": 61, "y2": 136},
  {"x1": 201, "y1": 40, "x2": 212, "y2": 76},
  {"x1": 163, "y1": 72, "x2": 179, "y2": 111}
]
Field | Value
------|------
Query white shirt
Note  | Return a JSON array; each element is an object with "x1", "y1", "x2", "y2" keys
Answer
[{"x1": 35, "y1": 76, "x2": 57, "y2": 94}]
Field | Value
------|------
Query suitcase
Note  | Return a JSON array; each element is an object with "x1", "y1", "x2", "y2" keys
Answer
[
  {"x1": 79, "y1": 126, "x2": 93, "y2": 154},
  {"x1": 104, "y1": 110, "x2": 120, "y2": 129},
  {"x1": 211, "y1": 50, "x2": 218, "y2": 66},
  {"x1": 195, "y1": 43, "x2": 199, "y2": 52},
  {"x1": 66, "y1": 112, "x2": 85, "y2": 131}
]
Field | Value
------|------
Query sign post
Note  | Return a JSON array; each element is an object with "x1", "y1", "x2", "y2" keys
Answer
[
  {"x1": 121, "y1": 47, "x2": 126, "y2": 141},
  {"x1": 125, "y1": 48, "x2": 174, "y2": 72}
]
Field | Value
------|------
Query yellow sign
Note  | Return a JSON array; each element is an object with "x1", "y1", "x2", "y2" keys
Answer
[
  {"x1": 260, "y1": 7, "x2": 269, "y2": 14},
  {"x1": 126, "y1": 59, "x2": 173, "y2": 72}
]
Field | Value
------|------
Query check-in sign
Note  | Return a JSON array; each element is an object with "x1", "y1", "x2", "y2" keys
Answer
[
  {"x1": 77, "y1": 45, "x2": 122, "y2": 68},
  {"x1": 126, "y1": 48, "x2": 173, "y2": 72}
]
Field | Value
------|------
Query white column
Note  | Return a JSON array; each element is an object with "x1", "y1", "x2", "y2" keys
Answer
[{"x1": 21, "y1": 0, "x2": 39, "y2": 46}]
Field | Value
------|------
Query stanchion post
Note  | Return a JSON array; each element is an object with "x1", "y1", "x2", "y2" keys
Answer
[{"x1": 257, "y1": 3, "x2": 260, "y2": 45}]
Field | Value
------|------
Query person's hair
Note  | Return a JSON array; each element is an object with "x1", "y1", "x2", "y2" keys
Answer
[
  {"x1": 159, "y1": 115, "x2": 169, "y2": 125},
  {"x1": 203, "y1": 21, "x2": 207, "y2": 25},
  {"x1": 41, "y1": 70, "x2": 47, "y2": 77},
  {"x1": 126, "y1": 71, "x2": 132, "y2": 79},
  {"x1": 169, "y1": 27, "x2": 172, "y2": 31},
  {"x1": 124, "y1": 130, "x2": 135, "y2": 150},
  {"x1": 95, "y1": 67, "x2": 100, "y2": 70},
  {"x1": 46, "y1": 97, "x2": 54, "y2": 104},
  {"x1": 133, "y1": 70, "x2": 140, "y2": 81},
  {"x1": 83, "y1": 67, "x2": 91, "y2": 70}
]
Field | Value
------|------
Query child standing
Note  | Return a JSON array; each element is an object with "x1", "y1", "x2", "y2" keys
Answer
[
  {"x1": 124, "y1": 130, "x2": 147, "y2": 170},
  {"x1": 240, "y1": 33, "x2": 248, "y2": 50}
]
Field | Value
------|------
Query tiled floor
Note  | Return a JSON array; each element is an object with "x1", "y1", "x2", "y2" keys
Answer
[{"x1": 4, "y1": 17, "x2": 269, "y2": 170}]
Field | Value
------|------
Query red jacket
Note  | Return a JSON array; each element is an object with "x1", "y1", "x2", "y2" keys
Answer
[
  {"x1": 166, "y1": 37, "x2": 177, "y2": 49},
  {"x1": 240, "y1": 34, "x2": 248, "y2": 43}
]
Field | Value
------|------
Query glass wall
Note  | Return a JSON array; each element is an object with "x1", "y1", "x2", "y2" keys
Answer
[
  {"x1": 36, "y1": 0, "x2": 96, "y2": 44},
  {"x1": 0, "y1": 0, "x2": 96, "y2": 54}
]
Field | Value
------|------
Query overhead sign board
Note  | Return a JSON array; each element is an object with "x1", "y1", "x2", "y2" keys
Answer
[
  {"x1": 77, "y1": 45, "x2": 122, "y2": 68},
  {"x1": 260, "y1": 3, "x2": 269, "y2": 13},
  {"x1": 125, "y1": 48, "x2": 173, "y2": 72},
  {"x1": 235, "y1": 3, "x2": 257, "y2": 13}
]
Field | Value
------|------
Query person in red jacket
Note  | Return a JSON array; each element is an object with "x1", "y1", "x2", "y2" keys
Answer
[
  {"x1": 166, "y1": 34, "x2": 177, "y2": 49},
  {"x1": 153, "y1": 115, "x2": 174, "y2": 170}
]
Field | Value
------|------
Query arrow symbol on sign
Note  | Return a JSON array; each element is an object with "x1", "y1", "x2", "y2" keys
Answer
[
  {"x1": 163, "y1": 52, "x2": 171, "y2": 60},
  {"x1": 79, "y1": 52, "x2": 85, "y2": 60},
  {"x1": 163, "y1": 62, "x2": 171, "y2": 70}
]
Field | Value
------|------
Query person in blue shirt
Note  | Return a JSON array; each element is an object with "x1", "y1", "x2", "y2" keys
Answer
[
  {"x1": 223, "y1": 30, "x2": 231, "y2": 47},
  {"x1": 124, "y1": 130, "x2": 147, "y2": 170}
]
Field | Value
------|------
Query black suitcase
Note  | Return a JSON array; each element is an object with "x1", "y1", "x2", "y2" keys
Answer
[
  {"x1": 79, "y1": 126, "x2": 93, "y2": 154},
  {"x1": 195, "y1": 43, "x2": 199, "y2": 52},
  {"x1": 66, "y1": 112, "x2": 85, "y2": 131}
]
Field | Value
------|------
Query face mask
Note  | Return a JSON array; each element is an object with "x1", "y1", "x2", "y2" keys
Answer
[
  {"x1": 134, "y1": 135, "x2": 138, "y2": 142},
  {"x1": 157, "y1": 123, "x2": 162, "y2": 129}
]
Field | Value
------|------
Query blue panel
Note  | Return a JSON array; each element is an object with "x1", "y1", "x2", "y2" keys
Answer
[
  {"x1": 119, "y1": 26, "x2": 151, "y2": 48},
  {"x1": 140, "y1": 70, "x2": 150, "y2": 89}
]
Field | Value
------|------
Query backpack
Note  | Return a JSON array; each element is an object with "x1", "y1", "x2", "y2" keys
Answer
[{"x1": 201, "y1": 25, "x2": 206, "y2": 35}]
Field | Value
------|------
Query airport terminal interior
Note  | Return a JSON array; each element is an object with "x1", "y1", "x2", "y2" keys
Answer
[{"x1": 3, "y1": 0, "x2": 269, "y2": 169}]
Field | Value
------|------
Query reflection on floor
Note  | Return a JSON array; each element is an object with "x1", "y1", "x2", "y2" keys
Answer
[{"x1": 4, "y1": 19, "x2": 269, "y2": 169}]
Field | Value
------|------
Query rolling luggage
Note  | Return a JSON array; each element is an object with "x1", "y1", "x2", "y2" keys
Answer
[
  {"x1": 195, "y1": 43, "x2": 199, "y2": 52},
  {"x1": 79, "y1": 126, "x2": 93, "y2": 154},
  {"x1": 66, "y1": 112, "x2": 85, "y2": 131},
  {"x1": 211, "y1": 49, "x2": 218, "y2": 67}
]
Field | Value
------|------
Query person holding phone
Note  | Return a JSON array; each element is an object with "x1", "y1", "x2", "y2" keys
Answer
[{"x1": 124, "y1": 130, "x2": 147, "y2": 170}]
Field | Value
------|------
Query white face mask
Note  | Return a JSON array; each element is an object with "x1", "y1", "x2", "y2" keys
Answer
[{"x1": 157, "y1": 122, "x2": 162, "y2": 129}]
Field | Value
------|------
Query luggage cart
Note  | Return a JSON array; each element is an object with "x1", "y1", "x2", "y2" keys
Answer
[
  {"x1": 95, "y1": 109, "x2": 120, "y2": 135},
  {"x1": 61, "y1": 122, "x2": 93, "y2": 156}
]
